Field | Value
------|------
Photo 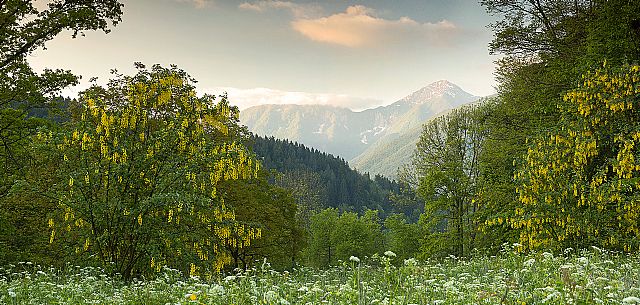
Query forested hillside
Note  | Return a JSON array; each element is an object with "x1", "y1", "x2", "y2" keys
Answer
[{"x1": 249, "y1": 135, "x2": 421, "y2": 220}]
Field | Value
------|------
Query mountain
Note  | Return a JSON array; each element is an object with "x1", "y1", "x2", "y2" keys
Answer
[{"x1": 240, "y1": 80, "x2": 480, "y2": 178}]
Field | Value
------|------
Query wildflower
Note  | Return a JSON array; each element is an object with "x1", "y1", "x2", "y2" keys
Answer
[
  {"x1": 623, "y1": 297, "x2": 640, "y2": 304},
  {"x1": 404, "y1": 258, "x2": 418, "y2": 267},
  {"x1": 542, "y1": 252, "x2": 553, "y2": 260},
  {"x1": 524, "y1": 258, "x2": 536, "y2": 267},
  {"x1": 211, "y1": 284, "x2": 225, "y2": 296},
  {"x1": 264, "y1": 290, "x2": 278, "y2": 302},
  {"x1": 384, "y1": 251, "x2": 397, "y2": 258},
  {"x1": 349, "y1": 256, "x2": 360, "y2": 263}
]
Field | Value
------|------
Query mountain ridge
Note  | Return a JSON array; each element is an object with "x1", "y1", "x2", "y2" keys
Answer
[{"x1": 240, "y1": 80, "x2": 481, "y2": 178}]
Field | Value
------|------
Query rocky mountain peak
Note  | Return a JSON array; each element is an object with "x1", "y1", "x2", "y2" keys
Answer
[{"x1": 396, "y1": 80, "x2": 472, "y2": 106}]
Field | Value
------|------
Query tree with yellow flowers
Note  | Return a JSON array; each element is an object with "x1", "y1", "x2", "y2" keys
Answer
[
  {"x1": 35, "y1": 63, "x2": 260, "y2": 279},
  {"x1": 509, "y1": 63, "x2": 640, "y2": 252}
]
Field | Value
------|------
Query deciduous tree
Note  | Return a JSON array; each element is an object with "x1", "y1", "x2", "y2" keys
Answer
[
  {"x1": 36, "y1": 64, "x2": 260, "y2": 279},
  {"x1": 509, "y1": 64, "x2": 640, "y2": 252}
]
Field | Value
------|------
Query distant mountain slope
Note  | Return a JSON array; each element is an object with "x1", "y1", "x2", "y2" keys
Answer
[
  {"x1": 349, "y1": 124, "x2": 422, "y2": 179},
  {"x1": 241, "y1": 105, "x2": 368, "y2": 160},
  {"x1": 240, "y1": 80, "x2": 480, "y2": 178},
  {"x1": 352, "y1": 97, "x2": 495, "y2": 179}
]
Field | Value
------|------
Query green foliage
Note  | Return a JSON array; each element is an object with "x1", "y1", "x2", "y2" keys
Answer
[
  {"x1": 0, "y1": 0, "x2": 124, "y2": 265},
  {"x1": 251, "y1": 135, "x2": 401, "y2": 216},
  {"x1": 383, "y1": 214, "x2": 420, "y2": 261},
  {"x1": 0, "y1": 0, "x2": 124, "y2": 185},
  {"x1": 274, "y1": 168, "x2": 328, "y2": 228},
  {"x1": 407, "y1": 104, "x2": 487, "y2": 257},
  {"x1": 304, "y1": 208, "x2": 339, "y2": 268},
  {"x1": 217, "y1": 172, "x2": 305, "y2": 270},
  {"x1": 33, "y1": 64, "x2": 260, "y2": 279},
  {"x1": 304, "y1": 208, "x2": 384, "y2": 268},
  {"x1": 508, "y1": 64, "x2": 640, "y2": 252},
  {"x1": 478, "y1": 0, "x2": 640, "y2": 252}
]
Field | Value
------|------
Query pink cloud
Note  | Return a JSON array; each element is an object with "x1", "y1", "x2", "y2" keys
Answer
[{"x1": 291, "y1": 5, "x2": 458, "y2": 48}]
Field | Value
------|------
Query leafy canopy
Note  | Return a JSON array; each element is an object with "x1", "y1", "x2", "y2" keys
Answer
[
  {"x1": 509, "y1": 64, "x2": 640, "y2": 252},
  {"x1": 39, "y1": 64, "x2": 260, "y2": 278}
]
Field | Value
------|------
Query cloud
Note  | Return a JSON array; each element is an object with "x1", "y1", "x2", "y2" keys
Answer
[
  {"x1": 291, "y1": 5, "x2": 459, "y2": 47},
  {"x1": 202, "y1": 87, "x2": 383, "y2": 111},
  {"x1": 175, "y1": 0, "x2": 212, "y2": 9},
  {"x1": 238, "y1": 1, "x2": 320, "y2": 18}
]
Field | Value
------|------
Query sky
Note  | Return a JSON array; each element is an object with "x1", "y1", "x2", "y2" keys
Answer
[{"x1": 29, "y1": 0, "x2": 498, "y2": 111}]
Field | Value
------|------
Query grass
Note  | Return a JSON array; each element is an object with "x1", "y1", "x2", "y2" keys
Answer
[{"x1": 1, "y1": 246, "x2": 640, "y2": 304}]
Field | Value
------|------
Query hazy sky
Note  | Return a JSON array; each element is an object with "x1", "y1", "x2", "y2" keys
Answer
[{"x1": 29, "y1": 0, "x2": 498, "y2": 110}]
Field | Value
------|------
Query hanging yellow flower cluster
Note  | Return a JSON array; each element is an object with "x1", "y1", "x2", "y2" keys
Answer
[
  {"x1": 48, "y1": 65, "x2": 262, "y2": 277},
  {"x1": 503, "y1": 63, "x2": 640, "y2": 252}
]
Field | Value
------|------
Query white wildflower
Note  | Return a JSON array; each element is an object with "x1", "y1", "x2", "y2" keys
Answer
[
  {"x1": 210, "y1": 284, "x2": 225, "y2": 296},
  {"x1": 524, "y1": 258, "x2": 536, "y2": 267},
  {"x1": 542, "y1": 252, "x2": 553, "y2": 260},
  {"x1": 349, "y1": 256, "x2": 360, "y2": 263},
  {"x1": 623, "y1": 297, "x2": 640, "y2": 304},
  {"x1": 264, "y1": 290, "x2": 278, "y2": 303},
  {"x1": 541, "y1": 291, "x2": 560, "y2": 303},
  {"x1": 384, "y1": 251, "x2": 396, "y2": 257}
]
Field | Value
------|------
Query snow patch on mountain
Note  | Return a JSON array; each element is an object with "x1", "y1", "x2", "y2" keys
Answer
[{"x1": 313, "y1": 123, "x2": 326, "y2": 134}]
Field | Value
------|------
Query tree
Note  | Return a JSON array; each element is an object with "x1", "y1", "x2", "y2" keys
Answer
[
  {"x1": 479, "y1": 0, "x2": 640, "y2": 249},
  {"x1": 384, "y1": 214, "x2": 420, "y2": 261},
  {"x1": 218, "y1": 172, "x2": 305, "y2": 270},
  {"x1": 274, "y1": 168, "x2": 328, "y2": 228},
  {"x1": 35, "y1": 64, "x2": 260, "y2": 279},
  {"x1": 508, "y1": 64, "x2": 640, "y2": 252},
  {"x1": 0, "y1": 0, "x2": 124, "y2": 265},
  {"x1": 0, "y1": 0, "x2": 124, "y2": 197},
  {"x1": 409, "y1": 105, "x2": 486, "y2": 257},
  {"x1": 304, "y1": 208, "x2": 339, "y2": 268},
  {"x1": 332, "y1": 210, "x2": 383, "y2": 261},
  {"x1": 304, "y1": 208, "x2": 384, "y2": 268}
]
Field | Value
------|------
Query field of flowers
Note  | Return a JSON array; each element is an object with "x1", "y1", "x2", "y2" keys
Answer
[{"x1": 1, "y1": 246, "x2": 640, "y2": 305}]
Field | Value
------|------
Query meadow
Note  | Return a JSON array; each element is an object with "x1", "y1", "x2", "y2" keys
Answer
[{"x1": 1, "y1": 246, "x2": 639, "y2": 305}]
